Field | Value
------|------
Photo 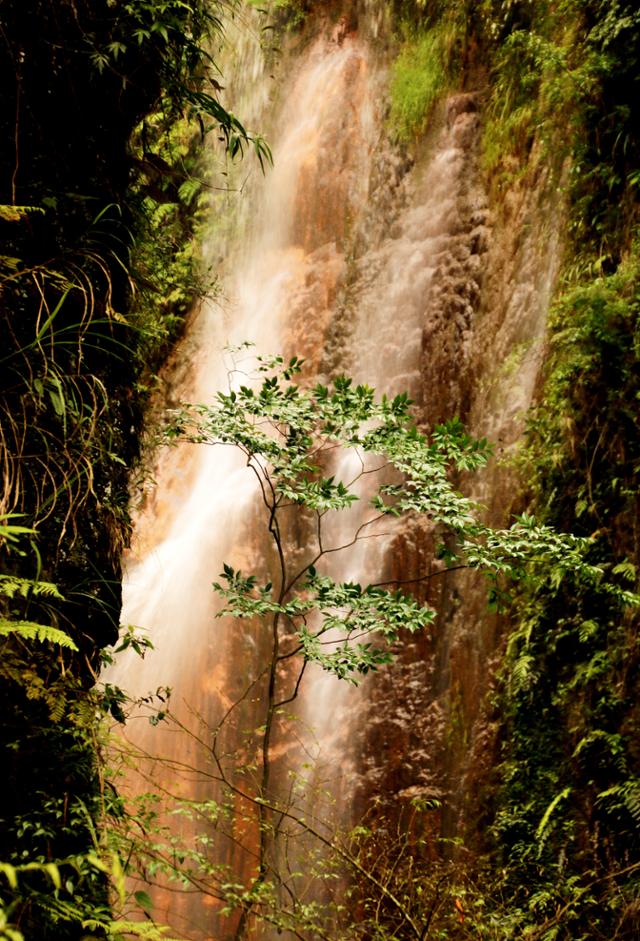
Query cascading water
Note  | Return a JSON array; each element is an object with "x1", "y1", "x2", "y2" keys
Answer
[
  {"x1": 114, "y1": 23, "x2": 387, "y2": 939},
  {"x1": 111, "y1": 5, "x2": 566, "y2": 938}
]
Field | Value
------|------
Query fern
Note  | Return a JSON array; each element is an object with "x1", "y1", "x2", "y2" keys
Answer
[
  {"x1": 536, "y1": 787, "x2": 572, "y2": 852},
  {"x1": 0, "y1": 573, "x2": 63, "y2": 600},
  {"x1": 104, "y1": 921, "x2": 186, "y2": 940},
  {"x1": 511, "y1": 652, "x2": 537, "y2": 693},
  {"x1": 48, "y1": 690, "x2": 68, "y2": 723},
  {"x1": 0, "y1": 548, "x2": 70, "y2": 648},
  {"x1": 0, "y1": 618, "x2": 77, "y2": 650},
  {"x1": 597, "y1": 780, "x2": 640, "y2": 823},
  {"x1": 0, "y1": 514, "x2": 35, "y2": 546}
]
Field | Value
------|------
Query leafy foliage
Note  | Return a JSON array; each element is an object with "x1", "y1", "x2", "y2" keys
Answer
[
  {"x1": 377, "y1": 4, "x2": 640, "y2": 934},
  {"x1": 0, "y1": 621, "x2": 77, "y2": 649},
  {"x1": 0, "y1": 520, "x2": 75, "y2": 649},
  {"x1": 484, "y1": 242, "x2": 640, "y2": 939},
  {"x1": 0, "y1": 2, "x2": 271, "y2": 938},
  {"x1": 478, "y1": 0, "x2": 640, "y2": 258},
  {"x1": 0, "y1": 0, "x2": 271, "y2": 541},
  {"x1": 170, "y1": 352, "x2": 608, "y2": 618},
  {"x1": 0, "y1": 528, "x2": 168, "y2": 938},
  {"x1": 146, "y1": 350, "x2": 616, "y2": 937}
]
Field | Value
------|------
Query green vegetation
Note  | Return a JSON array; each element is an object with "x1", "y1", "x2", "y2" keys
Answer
[
  {"x1": 480, "y1": 17, "x2": 582, "y2": 178},
  {"x1": 0, "y1": 0, "x2": 269, "y2": 937},
  {"x1": 253, "y1": 0, "x2": 309, "y2": 34},
  {"x1": 3, "y1": 342, "x2": 610, "y2": 939},
  {"x1": 1, "y1": 0, "x2": 639, "y2": 938},
  {"x1": 478, "y1": 0, "x2": 640, "y2": 259},
  {"x1": 127, "y1": 116, "x2": 215, "y2": 373},
  {"x1": 383, "y1": 1, "x2": 640, "y2": 936},
  {"x1": 105, "y1": 350, "x2": 612, "y2": 940},
  {"x1": 388, "y1": 19, "x2": 462, "y2": 142},
  {"x1": 465, "y1": 3, "x2": 640, "y2": 936},
  {"x1": 482, "y1": 240, "x2": 640, "y2": 940}
]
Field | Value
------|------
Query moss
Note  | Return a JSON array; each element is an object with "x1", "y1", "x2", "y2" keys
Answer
[
  {"x1": 484, "y1": 245, "x2": 640, "y2": 940},
  {"x1": 447, "y1": 3, "x2": 640, "y2": 934},
  {"x1": 127, "y1": 115, "x2": 215, "y2": 377},
  {"x1": 388, "y1": 20, "x2": 462, "y2": 142}
]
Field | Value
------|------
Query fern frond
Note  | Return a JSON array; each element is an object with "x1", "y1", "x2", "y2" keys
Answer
[
  {"x1": 0, "y1": 618, "x2": 77, "y2": 650},
  {"x1": 0, "y1": 573, "x2": 63, "y2": 599},
  {"x1": 0, "y1": 861, "x2": 18, "y2": 889},
  {"x1": 597, "y1": 780, "x2": 640, "y2": 822},
  {"x1": 536, "y1": 787, "x2": 571, "y2": 851},
  {"x1": 48, "y1": 691, "x2": 68, "y2": 723},
  {"x1": 104, "y1": 921, "x2": 186, "y2": 940},
  {"x1": 511, "y1": 653, "x2": 536, "y2": 693}
]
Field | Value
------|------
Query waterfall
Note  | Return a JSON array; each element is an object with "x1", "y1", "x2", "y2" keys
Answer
[
  {"x1": 110, "y1": 6, "x2": 566, "y2": 938},
  {"x1": 114, "y1": 24, "x2": 386, "y2": 939}
]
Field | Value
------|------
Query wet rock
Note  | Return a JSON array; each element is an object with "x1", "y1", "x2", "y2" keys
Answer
[
  {"x1": 471, "y1": 208, "x2": 491, "y2": 227},
  {"x1": 469, "y1": 224, "x2": 490, "y2": 254},
  {"x1": 452, "y1": 111, "x2": 480, "y2": 148},
  {"x1": 446, "y1": 92, "x2": 479, "y2": 123}
]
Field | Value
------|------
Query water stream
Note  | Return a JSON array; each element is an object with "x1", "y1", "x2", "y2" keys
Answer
[{"x1": 111, "y1": 7, "x2": 565, "y2": 938}]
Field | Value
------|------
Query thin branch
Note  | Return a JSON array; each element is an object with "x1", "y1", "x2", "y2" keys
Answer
[
  {"x1": 209, "y1": 666, "x2": 269, "y2": 741},
  {"x1": 369, "y1": 564, "x2": 469, "y2": 589},
  {"x1": 202, "y1": 754, "x2": 425, "y2": 941},
  {"x1": 11, "y1": 78, "x2": 20, "y2": 204},
  {"x1": 273, "y1": 660, "x2": 307, "y2": 709},
  {"x1": 284, "y1": 512, "x2": 391, "y2": 595}
]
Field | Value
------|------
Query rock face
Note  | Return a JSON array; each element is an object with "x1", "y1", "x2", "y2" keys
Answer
[
  {"x1": 350, "y1": 115, "x2": 567, "y2": 845},
  {"x1": 258, "y1": 64, "x2": 567, "y2": 849},
  {"x1": 419, "y1": 93, "x2": 488, "y2": 430},
  {"x1": 116, "y1": 7, "x2": 569, "y2": 935}
]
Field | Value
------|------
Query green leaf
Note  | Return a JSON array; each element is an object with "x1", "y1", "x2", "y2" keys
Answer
[
  {"x1": 0, "y1": 618, "x2": 78, "y2": 650},
  {"x1": 536, "y1": 787, "x2": 572, "y2": 848},
  {"x1": 134, "y1": 890, "x2": 154, "y2": 911},
  {"x1": 43, "y1": 863, "x2": 62, "y2": 890},
  {"x1": 0, "y1": 862, "x2": 18, "y2": 888}
]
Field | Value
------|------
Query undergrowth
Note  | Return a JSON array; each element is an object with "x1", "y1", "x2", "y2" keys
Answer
[
  {"x1": 0, "y1": 0, "x2": 270, "y2": 936},
  {"x1": 484, "y1": 245, "x2": 640, "y2": 939},
  {"x1": 479, "y1": 0, "x2": 640, "y2": 262},
  {"x1": 388, "y1": 17, "x2": 464, "y2": 142}
]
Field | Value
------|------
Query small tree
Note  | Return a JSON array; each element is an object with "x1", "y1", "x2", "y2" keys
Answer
[{"x1": 116, "y1": 347, "x2": 614, "y2": 940}]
